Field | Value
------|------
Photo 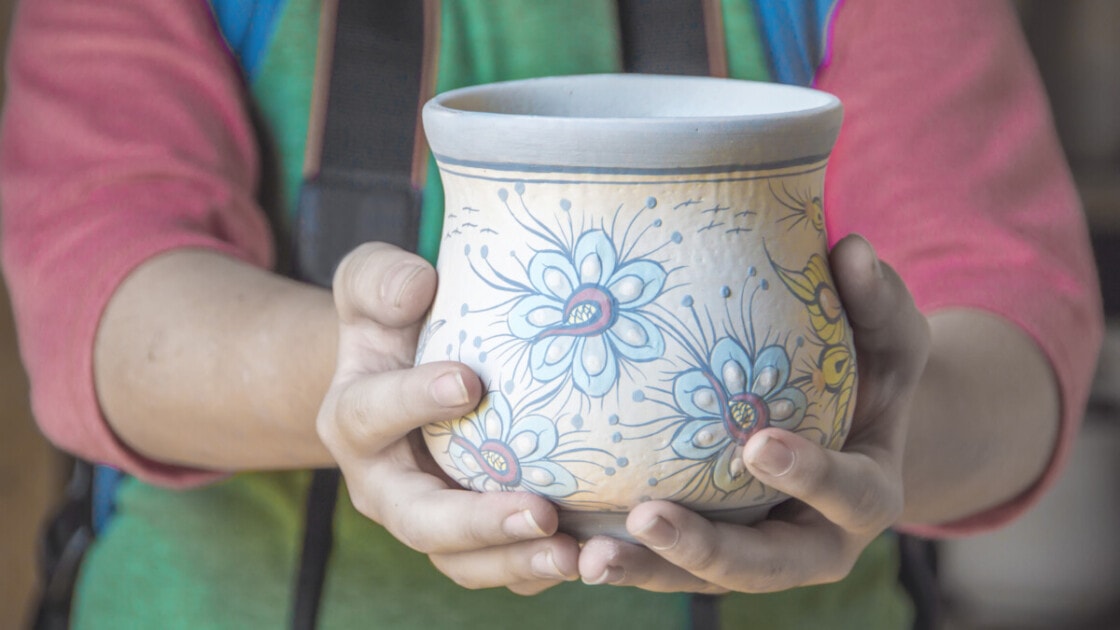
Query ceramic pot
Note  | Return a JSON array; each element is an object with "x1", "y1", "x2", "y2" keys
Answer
[{"x1": 418, "y1": 74, "x2": 853, "y2": 540}]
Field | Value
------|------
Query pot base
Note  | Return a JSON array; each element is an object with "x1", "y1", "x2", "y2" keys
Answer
[{"x1": 557, "y1": 500, "x2": 787, "y2": 543}]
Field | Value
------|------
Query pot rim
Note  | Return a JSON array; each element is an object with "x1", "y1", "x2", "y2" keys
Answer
[{"x1": 422, "y1": 74, "x2": 843, "y2": 172}]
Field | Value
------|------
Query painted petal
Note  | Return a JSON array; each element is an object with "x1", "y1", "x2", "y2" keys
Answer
[
  {"x1": 529, "y1": 335, "x2": 578, "y2": 383},
  {"x1": 805, "y1": 254, "x2": 831, "y2": 288},
  {"x1": 449, "y1": 442, "x2": 482, "y2": 475},
  {"x1": 750, "y1": 345, "x2": 791, "y2": 396},
  {"x1": 712, "y1": 444, "x2": 752, "y2": 493},
  {"x1": 607, "y1": 312, "x2": 664, "y2": 363},
  {"x1": 460, "y1": 454, "x2": 483, "y2": 475},
  {"x1": 709, "y1": 338, "x2": 753, "y2": 396},
  {"x1": 670, "y1": 417, "x2": 727, "y2": 460},
  {"x1": 673, "y1": 369, "x2": 722, "y2": 418},
  {"x1": 508, "y1": 295, "x2": 564, "y2": 339},
  {"x1": 767, "y1": 388, "x2": 808, "y2": 430},
  {"x1": 770, "y1": 259, "x2": 816, "y2": 303},
  {"x1": 455, "y1": 417, "x2": 483, "y2": 446},
  {"x1": 580, "y1": 334, "x2": 609, "y2": 377},
  {"x1": 607, "y1": 260, "x2": 667, "y2": 307},
  {"x1": 484, "y1": 393, "x2": 514, "y2": 439},
  {"x1": 456, "y1": 472, "x2": 485, "y2": 492},
  {"x1": 483, "y1": 406, "x2": 505, "y2": 440},
  {"x1": 572, "y1": 335, "x2": 618, "y2": 397},
  {"x1": 521, "y1": 461, "x2": 578, "y2": 498},
  {"x1": 507, "y1": 414, "x2": 560, "y2": 462},
  {"x1": 573, "y1": 230, "x2": 617, "y2": 285},
  {"x1": 721, "y1": 358, "x2": 747, "y2": 396},
  {"x1": 510, "y1": 431, "x2": 539, "y2": 459},
  {"x1": 527, "y1": 250, "x2": 580, "y2": 300}
]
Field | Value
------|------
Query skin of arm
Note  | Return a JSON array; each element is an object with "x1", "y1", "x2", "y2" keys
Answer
[
  {"x1": 92, "y1": 236, "x2": 1061, "y2": 597},
  {"x1": 903, "y1": 307, "x2": 1058, "y2": 526},
  {"x1": 93, "y1": 245, "x2": 1057, "y2": 521},
  {"x1": 94, "y1": 249, "x2": 338, "y2": 470}
]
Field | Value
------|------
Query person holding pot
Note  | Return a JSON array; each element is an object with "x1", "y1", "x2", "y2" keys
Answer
[{"x1": 0, "y1": 0, "x2": 1101, "y2": 627}]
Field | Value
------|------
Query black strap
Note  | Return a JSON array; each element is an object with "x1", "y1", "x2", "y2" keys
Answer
[
  {"x1": 898, "y1": 534, "x2": 943, "y2": 630},
  {"x1": 289, "y1": 0, "x2": 429, "y2": 627},
  {"x1": 616, "y1": 0, "x2": 712, "y2": 75},
  {"x1": 294, "y1": 0, "x2": 428, "y2": 288},
  {"x1": 291, "y1": 468, "x2": 342, "y2": 630},
  {"x1": 31, "y1": 460, "x2": 94, "y2": 630},
  {"x1": 616, "y1": 3, "x2": 723, "y2": 628}
]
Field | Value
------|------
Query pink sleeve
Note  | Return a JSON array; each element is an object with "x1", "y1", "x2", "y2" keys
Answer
[
  {"x1": 816, "y1": 0, "x2": 1103, "y2": 536},
  {"x1": 0, "y1": 0, "x2": 275, "y2": 487}
]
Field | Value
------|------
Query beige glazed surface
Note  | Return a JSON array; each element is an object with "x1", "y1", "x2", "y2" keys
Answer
[{"x1": 417, "y1": 75, "x2": 853, "y2": 538}]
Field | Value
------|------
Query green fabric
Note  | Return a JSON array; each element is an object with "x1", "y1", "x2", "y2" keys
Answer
[
  {"x1": 76, "y1": 475, "x2": 911, "y2": 629},
  {"x1": 249, "y1": 0, "x2": 319, "y2": 249},
  {"x1": 721, "y1": 0, "x2": 773, "y2": 82},
  {"x1": 73, "y1": 2, "x2": 914, "y2": 628}
]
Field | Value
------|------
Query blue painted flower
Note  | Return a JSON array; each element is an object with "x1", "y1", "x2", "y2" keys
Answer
[
  {"x1": 448, "y1": 393, "x2": 578, "y2": 498},
  {"x1": 670, "y1": 339, "x2": 807, "y2": 492},
  {"x1": 507, "y1": 229, "x2": 667, "y2": 397}
]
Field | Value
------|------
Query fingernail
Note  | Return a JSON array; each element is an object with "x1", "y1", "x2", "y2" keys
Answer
[
  {"x1": 502, "y1": 509, "x2": 547, "y2": 539},
  {"x1": 430, "y1": 371, "x2": 469, "y2": 407},
  {"x1": 744, "y1": 435, "x2": 795, "y2": 477},
  {"x1": 381, "y1": 262, "x2": 426, "y2": 308},
  {"x1": 860, "y1": 238, "x2": 883, "y2": 279},
  {"x1": 531, "y1": 550, "x2": 572, "y2": 581},
  {"x1": 871, "y1": 253, "x2": 883, "y2": 279},
  {"x1": 584, "y1": 565, "x2": 625, "y2": 586},
  {"x1": 633, "y1": 516, "x2": 679, "y2": 551}
]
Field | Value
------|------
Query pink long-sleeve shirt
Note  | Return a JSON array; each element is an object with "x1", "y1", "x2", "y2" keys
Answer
[{"x1": 0, "y1": 0, "x2": 1103, "y2": 538}]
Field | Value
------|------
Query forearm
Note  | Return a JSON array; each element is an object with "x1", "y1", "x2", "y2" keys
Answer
[
  {"x1": 94, "y1": 249, "x2": 338, "y2": 470},
  {"x1": 900, "y1": 309, "x2": 1060, "y2": 526}
]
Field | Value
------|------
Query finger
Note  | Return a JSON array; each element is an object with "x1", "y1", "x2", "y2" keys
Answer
[
  {"x1": 830, "y1": 235, "x2": 930, "y2": 392},
  {"x1": 350, "y1": 457, "x2": 561, "y2": 554},
  {"x1": 742, "y1": 428, "x2": 903, "y2": 534},
  {"x1": 579, "y1": 536, "x2": 725, "y2": 593},
  {"x1": 322, "y1": 361, "x2": 482, "y2": 452},
  {"x1": 429, "y1": 535, "x2": 580, "y2": 591},
  {"x1": 626, "y1": 501, "x2": 854, "y2": 592},
  {"x1": 333, "y1": 242, "x2": 437, "y2": 328},
  {"x1": 507, "y1": 580, "x2": 565, "y2": 596}
]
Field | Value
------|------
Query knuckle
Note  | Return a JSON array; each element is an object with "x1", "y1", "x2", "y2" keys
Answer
[
  {"x1": 333, "y1": 243, "x2": 382, "y2": 292},
  {"x1": 847, "y1": 478, "x2": 901, "y2": 533},
  {"x1": 508, "y1": 582, "x2": 550, "y2": 597},
  {"x1": 684, "y1": 541, "x2": 725, "y2": 576},
  {"x1": 345, "y1": 484, "x2": 380, "y2": 525},
  {"x1": 462, "y1": 509, "x2": 496, "y2": 548},
  {"x1": 430, "y1": 557, "x2": 483, "y2": 590},
  {"x1": 789, "y1": 448, "x2": 831, "y2": 498},
  {"x1": 396, "y1": 523, "x2": 433, "y2": 555},
  {"x1": 335, "y1": 385, "x2": 385, "y2": 449},
  {"x1": 394, "y1": 514, "x2": 437, "y2": 554},
  {"x1": 821, "y1": 554, "x2": 858, "y2": 585},
  {"x1": 745, "y1": 556, "x2": 792, "y2": 593}
]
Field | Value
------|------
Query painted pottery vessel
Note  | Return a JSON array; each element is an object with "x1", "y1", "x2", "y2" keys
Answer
[{"x1": 418, "y1": 74, "x2": 853, "y2": 539}]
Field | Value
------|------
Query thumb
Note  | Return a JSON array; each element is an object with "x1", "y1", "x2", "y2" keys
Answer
[
  {"x1": 333, "y1": 242, "x2": 438, "y2": 329},
  {"x1": 830, "y1": 235, "x2": 930, "y2": 424}
]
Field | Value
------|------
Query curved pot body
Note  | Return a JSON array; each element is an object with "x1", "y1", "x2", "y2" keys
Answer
[{"x1": 418, "y1": 74, "x2": 853, "y2": 539}]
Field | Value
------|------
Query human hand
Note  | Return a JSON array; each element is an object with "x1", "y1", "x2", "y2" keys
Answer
[
  {"x1": 578, "y1": 235, "x2": 930, "y2": 593},
  {"x1": 316, "y1": 243, "x2": 580, "y2": 595}
]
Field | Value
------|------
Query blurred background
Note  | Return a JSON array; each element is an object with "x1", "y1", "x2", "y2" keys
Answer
[{"x1": 0, "y1": 1, "x2": 1117, "y2": 628}]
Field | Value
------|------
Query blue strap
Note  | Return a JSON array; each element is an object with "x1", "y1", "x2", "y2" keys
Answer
[
  {"x1": 208, "y1": 0, "x2": 286, "y2": 81},
  {"x1": 752, "y1": 0, "x2": 841, "y2": 86},
  {"x1": 91, "y1": 465, "x2": 125, "y2": 534}
]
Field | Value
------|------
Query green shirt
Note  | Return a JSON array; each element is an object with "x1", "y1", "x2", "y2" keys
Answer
[{"x1": 74, "y1": 2, "x2": 913, "y2": 627}]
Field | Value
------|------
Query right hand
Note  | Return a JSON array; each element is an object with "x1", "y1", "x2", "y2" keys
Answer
[{"x1": 316, "y1": 243, "x2": 580, "y2": 594}]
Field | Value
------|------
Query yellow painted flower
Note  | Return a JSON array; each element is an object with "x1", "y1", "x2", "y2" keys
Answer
[{"x1": 770, "y1": 253, "x2": 847, "y2": 346}]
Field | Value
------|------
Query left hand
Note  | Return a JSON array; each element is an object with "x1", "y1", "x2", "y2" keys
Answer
[{"x1": 578, "y1": 235, "x2": 930, "y2": 593}]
